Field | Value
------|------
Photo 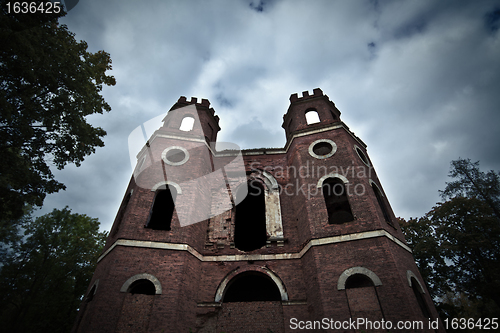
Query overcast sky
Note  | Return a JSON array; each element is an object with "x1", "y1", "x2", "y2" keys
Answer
[{"x1": 36, "y1": 0, "x2": 500, "y2": 232}]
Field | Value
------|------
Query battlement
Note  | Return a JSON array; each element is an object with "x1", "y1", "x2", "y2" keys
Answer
[
  {"x1": 177, "y1": 96, "x2": 211, "y2": 107},
  {"x1": 289, "y1": 88, "x2": 325, "y2": 103},
  {"x1": 172, "y1": 96, "x2": 218, "y2": 119}
]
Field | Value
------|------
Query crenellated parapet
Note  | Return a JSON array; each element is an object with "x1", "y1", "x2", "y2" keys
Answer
[{"x1": 289, "y1": 87, "x2": 325, "y2": 103}]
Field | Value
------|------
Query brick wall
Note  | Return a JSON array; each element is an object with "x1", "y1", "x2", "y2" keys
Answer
[
  {"x1": 216, "y1": 302, "x2": 285, "y2": 333},
  {"x1": 74, "y1": 91, "x2": 443, "y2": 333}
]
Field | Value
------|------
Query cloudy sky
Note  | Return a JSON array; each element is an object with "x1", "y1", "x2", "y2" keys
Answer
[{"x1": 37, "y1": 0, "x2": 500, "y2": 232}]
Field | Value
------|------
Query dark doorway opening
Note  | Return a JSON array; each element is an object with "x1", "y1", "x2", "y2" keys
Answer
[
  {"x1": 223, "y1": 272, "x2": 281, "y2": 302},
  {"x1": 234, "y1": 181, "x2": 267, "y2": 251},
  {"x1": 147, "y1": 186, "x2": 177, "y2": 230}
]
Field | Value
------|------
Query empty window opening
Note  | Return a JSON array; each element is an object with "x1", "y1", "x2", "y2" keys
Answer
[
  {"x1": 312, "y1": 141, "x2": 333, "y2": 156},
  {"x1": 234, "y1": 181, "x2": 267, "y2": 251},
  {"x1": 372, "y1": 184, "x2": 392, "y2": 225},
  {"x1": 147, "y1": 187, "x2": 177, "y2": 230},
  {"x1": 128, "y1": 279, "x2": 156, "y2": 295},
  {"x1": 322, "y1": 178, "x2": 354, "y2": 224},
  {"x1": 223, "y1": 273, "x2": 281, "y2": 302},
  {"x1": 345, "y1": 274, "x2": 375, "y2": 289},
  {"x1": 179, "y1": 116, "x2": 195, "y2": 131},
  {"x1": 305, "y1": 110, "x2": 320, "y2": 125},
  {"x1": 411, "y1": 277, "x2": 430, "y2": 318}
]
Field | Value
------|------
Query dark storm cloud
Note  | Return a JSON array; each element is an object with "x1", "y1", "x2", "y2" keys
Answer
[
  {"x1": 484, "y1": 7, "x2": 500, "y2": 33},
  {"x1": 34, "y1": 0, "x2": 500, "y2": 231}
]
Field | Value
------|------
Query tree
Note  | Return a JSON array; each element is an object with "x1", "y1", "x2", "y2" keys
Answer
[
  {"x1": 441, "y1": 158, "x2": 500, "y2": 220},
  {"x1": 0, "y1": 1, "x2": 116, "y2": 227},
  {"x1": 0, "y1": 207, "x2": 108, "y2": 333},
  {"x1": 400, "y1": 159, "x2": 500, "y2": 322}
]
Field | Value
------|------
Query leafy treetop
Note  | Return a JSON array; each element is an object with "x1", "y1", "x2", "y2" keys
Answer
[
  {"x1": 400, "y1": 158, "x2": 500, "y2": 322},
  {"x1": 0, "y1": 207, "x2": 108, "y2": 333},
  {"x1": 0, "y1": 1, "x2": 116, "y2": 224}
]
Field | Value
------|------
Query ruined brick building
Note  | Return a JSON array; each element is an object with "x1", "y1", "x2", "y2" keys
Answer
[{"x1": 73, "y1": 88, "x2": 442, "y2": 332}]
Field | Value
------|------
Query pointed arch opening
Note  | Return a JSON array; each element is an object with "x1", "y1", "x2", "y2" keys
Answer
[
  {"x1": 223, "y1": 272, "x2": 281, "y2": 303},
  {"x1": 234, "y1": 180, "x2": 267, "y2": 251},
  {"x1": 322, "y1": 177, "x2": 354, "y2": 224},
  {"x1": 147, "y1": 186, "x2": 177, "y2": 230}
]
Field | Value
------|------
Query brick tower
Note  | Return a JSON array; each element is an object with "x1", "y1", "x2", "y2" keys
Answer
[{"x1": 73, "y1": 89, "x2": 443, "y2": 333}]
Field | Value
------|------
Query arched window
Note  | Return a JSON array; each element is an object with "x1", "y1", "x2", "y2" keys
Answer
[
  {"x1": 344, "y1": 273, "x2": 384, "y2": 322},
  {"x1": 223, "y1": 272, "x2": 281, "y2": 302},
  {"x1": 147, "y1": 187, "x2": 177, "y2": 230},
  {"x1": 128, "y1": 279, "x2": 156, "y2": 295},
  {"x1": 117, "y1": 275, "x2": 159, "y2": 332},
  {"x1": 371, "y1": 182, "x2": 392, "y2": 226},
  {"x1": 120, "y1": 273, "x2": 162, "y2": 295},
  {"x1": 234, "y1": 180, "x2": 267, "y2": 251},
  {"x1": 322, "y1": 178, "x2": 354, "y2": 224},
  {"x1": 345, "y1": 274, "x2": 375, "y2": 289},
  {"x1": 305, "y1": 110, "x2": 320, "y2": 125},
  {"x1": 410, "y1": 277, "x2": 431, "y2": 318},
  {"x1": 179, "y1": 116, "x2": 195, "y2": 131}
]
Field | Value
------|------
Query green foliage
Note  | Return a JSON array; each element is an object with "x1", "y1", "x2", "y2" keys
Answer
[
  {"x1": 0, "y1": 207, "x2": 108, "y2": 333},
  {"x1": 400, "y1": 158, "x2": 500, "y2": 322},
  {"x1": 441, "y1": 158, "x2": 500, "y2": 220},
  {"x1": 0, "y1": 0, "x2": 116, "y2": 226}
]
